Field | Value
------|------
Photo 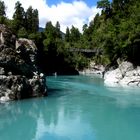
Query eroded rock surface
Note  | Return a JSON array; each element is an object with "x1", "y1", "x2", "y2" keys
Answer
[{"x1": 0, "y1": 24, "x2": 47, "y2": 102}]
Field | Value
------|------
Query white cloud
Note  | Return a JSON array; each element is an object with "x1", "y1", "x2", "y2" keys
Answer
[{"x1": 4, "y1": 0, "x2": 100, "y2": 32}]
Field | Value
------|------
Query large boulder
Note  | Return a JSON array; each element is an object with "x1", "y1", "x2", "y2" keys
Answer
[
  {"x1": 104, "y1": 68, "x2": 122, "y2": 86},
  {"x1": 16, "y1": 38, "x2": 37, "y2": 63},
  {"x1": 0, "y1": 24, "x2": 16, "y2": 47},
  {"x1": 104, "y1": 61, "x2": 140, "y2": 87},
  {"x1": 0, "y1": 24, "x2": 47, "y2": 102},
  {"x1": 119, "y1": 61, "x2": 134, "y2": 77}
]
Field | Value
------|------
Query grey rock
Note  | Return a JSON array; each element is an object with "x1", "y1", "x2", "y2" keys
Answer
[
  {"x1": 104, "y1": 61, "x2": 140, "y2": 87},
  {"x1": 0, "y1": 24, "x2": 16, "y2": 47},
  {"x1": 0, "y1": 67, "x2": 5, "y2": 75},
  {"x1": 119, "y1": 61, "x2": 134, "y2": 77},
  {"x1": 0, "y1": 24, "x2": 47, "y2": 102}
]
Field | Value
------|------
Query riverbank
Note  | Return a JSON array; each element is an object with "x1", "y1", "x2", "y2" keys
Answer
[
  {"x1": 79, "y1": 61, "x2": 105, "y2": 76},
  {"x1": 79, "y1": 60, "x2": 140, "y2": 88}
]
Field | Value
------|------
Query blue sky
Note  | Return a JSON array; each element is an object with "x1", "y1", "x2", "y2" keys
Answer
[
  {"x1": 5, "y1": 0, "x2": 101, "y2": 32},
  {"x1": 46, "y1": 0, "x2": 99, "y2": 7}
]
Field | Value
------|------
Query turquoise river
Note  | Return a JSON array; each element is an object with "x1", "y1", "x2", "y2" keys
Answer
[{"x1": 0, "y1": 75, "x2": 140, "y2": 140}]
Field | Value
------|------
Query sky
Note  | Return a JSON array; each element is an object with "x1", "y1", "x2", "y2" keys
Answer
[{"x1": 4, "y1": 0, "x2": 101, "y2": 32}]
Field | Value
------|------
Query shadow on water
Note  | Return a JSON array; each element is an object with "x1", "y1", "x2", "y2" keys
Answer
[
  {"x1": 47, "y1": 87, "x2": 69, "y2": 97},
  {"x1": 47, "y1": 88, "x2": 64, "y2": 93}
]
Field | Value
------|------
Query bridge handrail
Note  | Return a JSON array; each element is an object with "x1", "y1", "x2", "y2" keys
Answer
[{"x1": 68, "y1": 48, "x2": 101, "y2": 53}]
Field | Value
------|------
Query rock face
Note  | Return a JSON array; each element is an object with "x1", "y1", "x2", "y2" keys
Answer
[
  {"x1": 0, "y1": 24, "x2": 47, "y2": 102},
  {"x1": 104, "y1": 61, "x2": 140, "y2": 87}
]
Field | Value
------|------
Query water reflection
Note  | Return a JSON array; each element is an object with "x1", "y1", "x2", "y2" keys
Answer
[
  {"x1": 0, "y1": 97, "x2": 96, "y2": 140},
  {"x1": 0, "y1": 100, "x2": 40, "y2": 140},
  {"x1": 0, "y1": 76, "x2": 140, "y2": 140},
  {"x1": 34, "y1": 108, "x2": 95, "y2": 140}
]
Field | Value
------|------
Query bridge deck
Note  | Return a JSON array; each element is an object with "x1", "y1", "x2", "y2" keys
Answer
[{"x1": 69, "y1": 48, "x2": 101, "y2": 53}]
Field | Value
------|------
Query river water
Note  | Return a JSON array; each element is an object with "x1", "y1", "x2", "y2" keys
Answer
[{"x1": 0, "y1": 75, "x2": 140, "y2": 140}]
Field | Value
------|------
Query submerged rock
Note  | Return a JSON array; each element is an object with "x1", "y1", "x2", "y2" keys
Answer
[
  {"x1": 0, "y1": 24, "x2": 47, "y2": 102},
  {"x1": 104, "y1": 61, "x2": 140, "y2": 87}
]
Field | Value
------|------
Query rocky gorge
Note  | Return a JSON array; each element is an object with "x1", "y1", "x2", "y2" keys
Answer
[{"x1": 0, "y1": 24, "x2": 47, "y2": 102}]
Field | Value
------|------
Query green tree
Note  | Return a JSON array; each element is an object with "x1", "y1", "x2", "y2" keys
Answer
[
  {"x1": 0, "y1": 0, "x2": 7, "y2": 24},
  {"x1": 70, "y1": 26, "x2": 81, "y2": 43},
  {"x1": 44, "y1": 21, "x2": 55, "y2": 39},
  {"x1": 65, "y1": 27, "x2": 70, "y2": 42},
  {"x1": 26, "y1": 7, "x2": 39, "y2": 33},
  {"x1": 97, "y1": 0, "x2": 111, "y2": 16},
  {"x1": 97, "y1": 0, "x2": 110, "y2": 11},
  {"x1": 0, "y1": 0, "x2": 6, "y2": 16},
  {"x1": 55, "y1": 21, "x2": 61, "y2": 38},
  {"x1": 43, "y1": 21, "x2": 58, "y2": 53},
  {"x1": 13, "y1": 1, "x2": 25, "y2": 32},
  {"x1": 17, "y1": 27, "x2": 28, "y2": 38},
  {"x1": 32, "y1": 9, "x2": 39, "y2": 32},
  {"x1": 25, "y1": 6, "x2": 33, "y2": 33},
  {"x1": 112, "y1": 0, "x2": 130, "y2": 10}
]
